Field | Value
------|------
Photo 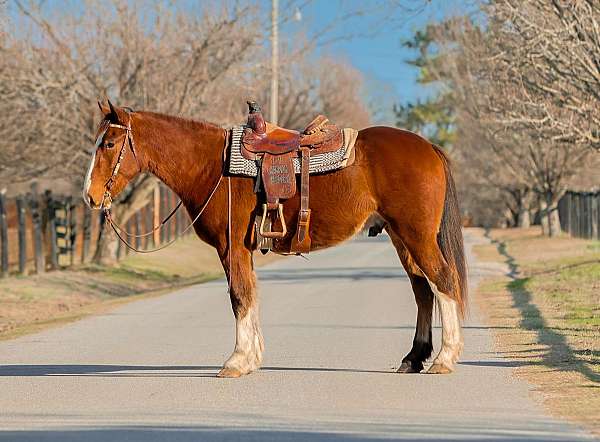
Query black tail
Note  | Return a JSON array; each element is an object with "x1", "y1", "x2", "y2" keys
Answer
[{"x1": 433, "y1": 145, "x2": 468, "y2": 319}]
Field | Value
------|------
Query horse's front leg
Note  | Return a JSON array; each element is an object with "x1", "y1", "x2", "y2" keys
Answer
[{"x1": 217, "y1": 248, "x2": 264, "y2": 378}]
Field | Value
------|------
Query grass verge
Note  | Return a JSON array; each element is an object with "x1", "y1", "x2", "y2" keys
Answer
[
  {"x1": 0, "y1": 235, "x2": 277, "y2": 340},
  {"x1": 471, "y1": 227, "x2": 599, "y2": 435}
]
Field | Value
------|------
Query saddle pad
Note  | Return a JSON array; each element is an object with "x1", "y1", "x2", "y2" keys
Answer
[{"x1": 228, "y1": 125, "x2": 358, "y2": 177}]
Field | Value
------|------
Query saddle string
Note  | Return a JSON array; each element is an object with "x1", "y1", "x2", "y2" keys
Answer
[{"x1": 227, "y1": 175, "x2": 232, "y2": 293}]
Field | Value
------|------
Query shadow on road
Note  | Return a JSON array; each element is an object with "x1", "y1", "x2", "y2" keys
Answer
[
  {"x1": 257, "y1": 267, "x2": 407, "y2": 283},
  {"x1": 0, "y1": 422, "x2": 589, "y2": 442},
  {"x1": 0, "y1": 364, "x2": 400, "y2": 377},
  {"x1": 0, "y1": 358, "x2": 547, "y2": 377}
]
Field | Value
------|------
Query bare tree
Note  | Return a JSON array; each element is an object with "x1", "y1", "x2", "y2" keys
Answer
[
  {"x1": 420, "y1": 5, "x2": 597, "y2": 234},
  {"x1": 1, "y1": 0, "x2": 264, "y2": 262},
  {"x1": 1, "y1": 0, "x2": 383, "y2": 262},
  {"x1": 488, "y1": 0, "x2": 600, "y2": 151}
]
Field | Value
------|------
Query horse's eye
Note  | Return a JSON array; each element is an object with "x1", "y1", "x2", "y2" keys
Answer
[{"x1": 106, "y1": 141, "x2": 115, "y2": 148}]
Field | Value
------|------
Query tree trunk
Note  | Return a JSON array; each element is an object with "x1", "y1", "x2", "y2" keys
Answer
[
  {"x1": 547, "y1": 206, "x2": 561, "y2": 237},
  {"x1": 539, "y1": 199, "x2": 549, "y2": 236},
  {"x1": 92, "y1": 214, "x2": 119, "y2": 265},
  {"x1": 517, "y1": 207, "x2": 531, "y2": 228},
  {"x1": 538, "y1": 192, "x2": 563, "y2": 237},
  {"x1": 517, "y1": 189, "x2": 533, "y2": 228}
]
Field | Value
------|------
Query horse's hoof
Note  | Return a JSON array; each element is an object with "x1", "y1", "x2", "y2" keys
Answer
[
  {"x1": 217, "y1": 367, "x2": 243, "y2": 378},
  {"x1": 426, "y1": 363, "x2": 453, "y2": 374},
  {"x1": 396, "y1": 361, "x2": 423, "y2": 373}
]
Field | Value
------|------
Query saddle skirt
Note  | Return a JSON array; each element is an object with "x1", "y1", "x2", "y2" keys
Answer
[{"x1": 228, "y1": 125, "x2": 359, "y2": 178}]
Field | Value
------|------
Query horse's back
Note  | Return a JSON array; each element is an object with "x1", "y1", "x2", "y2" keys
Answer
[
  {"x1": 275, "y1": 125, "x2": 447, "y2": 252},
  {"x1": 354, "y1": 125, "x2": 447, "y2": 198}
]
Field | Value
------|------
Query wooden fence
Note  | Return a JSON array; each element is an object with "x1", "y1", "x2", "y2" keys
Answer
[
  {"x1": 0, "y1": 183, "x2": 188, "y2": 277},
  {"x1": 558, "y1": 191, "x2": 600, "y2": 240}
]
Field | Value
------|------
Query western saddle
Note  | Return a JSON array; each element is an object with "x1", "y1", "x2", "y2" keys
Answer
[{"x1": 241, "y1": 101, "x2": 344, "y2": 254}]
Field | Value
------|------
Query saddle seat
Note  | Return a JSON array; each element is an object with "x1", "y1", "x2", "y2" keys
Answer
[
  {"x1": 239, "y1": 101, "x2": 346, "y2": 255},
  {"x1": 242, "y1": 125, "x2": 301, "y2": 155},
  {"x1": 242, "y1": 102, "x2": 342, "y2": 157}
]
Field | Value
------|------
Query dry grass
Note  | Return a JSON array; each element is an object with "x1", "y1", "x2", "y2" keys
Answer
[
  {"x1": 472, "y1": 227, "x2": 600, "y2": 435},
  {"x1": 0, "y1": 235, "x2": 279, "y2": 340}
]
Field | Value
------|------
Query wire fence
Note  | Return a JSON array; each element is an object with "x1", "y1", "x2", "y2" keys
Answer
[{"x1": 558, "y1": 191, "x2": 600, "y2": 240}]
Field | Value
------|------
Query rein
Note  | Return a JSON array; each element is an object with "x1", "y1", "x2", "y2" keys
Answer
[
  {"x1": 99, "y1": 118, "x2": 230, "y2": 255},
  {"x1": 104, "y1": 174, "x2": 224, "y2": 254}
]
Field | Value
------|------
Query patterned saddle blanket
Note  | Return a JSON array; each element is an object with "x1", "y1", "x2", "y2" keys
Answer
[{"x1": 228, "y1": 125, "x2": 358, "y2": 177}]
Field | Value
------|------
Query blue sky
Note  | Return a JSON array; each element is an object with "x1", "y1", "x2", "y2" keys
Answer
[
  {"x1": 6, "y1": 0, "x2": 467, "y2": 124},
  {"x1": 275, "y1": 0, "x2": 468, "y2": 123}
]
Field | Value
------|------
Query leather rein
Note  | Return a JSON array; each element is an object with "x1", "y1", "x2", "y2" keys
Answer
[{"x1": 99, "y1": 119, "x2": 227, "y2": 254}]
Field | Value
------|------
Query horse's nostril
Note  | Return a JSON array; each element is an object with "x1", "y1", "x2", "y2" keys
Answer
[{"x1": 87, "y1": 194, "x2": 96, "y2": 207}]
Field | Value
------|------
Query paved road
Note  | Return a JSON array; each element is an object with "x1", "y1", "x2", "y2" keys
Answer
[{"x1": 0, "y1": 233, "x2": 595, "y2": 441}]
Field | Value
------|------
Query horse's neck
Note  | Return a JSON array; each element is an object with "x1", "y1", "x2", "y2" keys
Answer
[{"x1": 134, "y1": 113, "x2": 226, "y2": 203}]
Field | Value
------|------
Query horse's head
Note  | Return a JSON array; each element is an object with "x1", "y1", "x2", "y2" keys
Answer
[{"x1": 83, "y1": 100, "x2": 141, "y2": 209}]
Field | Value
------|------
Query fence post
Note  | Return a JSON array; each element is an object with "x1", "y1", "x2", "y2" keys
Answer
[
  {"x1": 0, "y1": 191, "x2": 8, "y2": 277},
  {"x1": 579, "y1": 193, "x2": 585, "y2": 238},
  {"x1": 44, "y1": 191, "x2": 59, "y2": 269},
  {"x1": 29, "y1": 186, "x2": 45, "y2": 274},
  {"x1": 124, "y1": 218, "x2": 131, "y2": 256},
  {"x1": 581, "y1": 193, "x2": 588, "y2": 239},
  {"x1": 597, "y1": 193, "x2": 600, "y2": 241},
  {"x1": 16, "y1": 196, "x2": 27, "y2": 274},
  {"x1": 143, "y1": 205, "x2": 152, "y2": 248},
  {"x1": 176, "y1": 203, "x2": 183, "y2": 238},
  {"x1": 153, "y1": 186, "x2": 160, "y2": 246},
  {"x1": 81, "y1": 207, "x2": 91, "y2": 263},
  {"x1": 568, "y1": 192, "x2": 575, "y2": 236},
  {"x1": 135, "y1": 211, "x2": 142, "y2": 250},
  {"x1": 65, "y1": 197, "x2": 76, "y2": 267},
  {"x1": 591, "y1": 192, "x2": 598, "y2": 240},
  {"x1": 165, "y1": 189, "x2": 172, "y2": 242},
  {"x1": 558, "y1": 194, "x2": 566, "y2": 232},
  {"x1": 159, "y1": 186, "x2": 165, "y2": 244},
  {"x1": 565, "y1": 192, "x2": 571, "y2": 234},
  {"x1": 588, "y1": 193, "x2": 593, "y2": 239}
]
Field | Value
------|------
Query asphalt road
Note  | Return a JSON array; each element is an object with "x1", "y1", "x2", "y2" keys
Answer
[{"x1": 0, "y1": 232, "x2": 595, "y2": 441}]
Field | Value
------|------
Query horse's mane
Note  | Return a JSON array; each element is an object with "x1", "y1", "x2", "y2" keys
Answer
[{"x1": 137, "y1": 111, "x2": 222, "y2": 132}]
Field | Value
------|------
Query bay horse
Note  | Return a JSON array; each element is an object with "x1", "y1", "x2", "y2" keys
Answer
[{"x1": 84, "y1": 101, "x2": 467, "y2": 377}]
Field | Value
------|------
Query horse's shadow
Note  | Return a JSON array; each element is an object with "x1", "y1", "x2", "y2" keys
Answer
[
  {"x1": 0, "y1": 364, "x2": 396, "y2": 378},
  {"x1": 0, "y1": 360, "x2": 527, "y2": 378}
]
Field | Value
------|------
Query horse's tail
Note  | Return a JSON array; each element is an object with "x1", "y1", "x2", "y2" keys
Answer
[{"x1": 433, "y1": 145, "x2": 468, "y2": 319}]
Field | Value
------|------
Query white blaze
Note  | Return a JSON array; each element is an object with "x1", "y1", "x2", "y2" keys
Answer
[
  {"x1": 83, "y1": 129, "x2": 106, "y2": 208},
  {"x1": 82, "y1": 150, "x2": 96, "y2": 208}
]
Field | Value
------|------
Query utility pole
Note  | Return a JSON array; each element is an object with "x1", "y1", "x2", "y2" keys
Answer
[{"x1": 270, "y1": 0, "x2": 279, "y2": 125}]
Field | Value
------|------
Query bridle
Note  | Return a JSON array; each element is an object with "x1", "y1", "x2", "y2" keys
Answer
[
  {"x1": 96, "y1": 116, "x2": 229, "y2": 257},
  {"x1": 99, "y1": 120, "x2": 138, "y2": 210}
]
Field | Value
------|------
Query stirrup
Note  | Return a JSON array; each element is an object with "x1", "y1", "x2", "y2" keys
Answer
[{"x1": 259, "y1": 203, "x2": 287, "y2": 239}]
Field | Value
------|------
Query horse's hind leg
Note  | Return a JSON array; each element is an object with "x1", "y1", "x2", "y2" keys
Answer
[
  {"x1": 404, "y1": 236, "x2": 463, "y2": 374},
  {"x1": 389, "y1": 232, "x2": 434, "y2": 373},
  {"x1": 386, "y1": 225, "x2": 463, "y2": 374}
]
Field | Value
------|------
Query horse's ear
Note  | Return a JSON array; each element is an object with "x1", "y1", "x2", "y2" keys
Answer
[
  {"x1": 104, "y1": 99, "x2": 129, "y2": 123},
  {"x1": 98, "y1": 100, "x2": 110, "y2": 116},
  {"x1": 108, "y1": 99, "x2": 117, "y2": 116}
]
